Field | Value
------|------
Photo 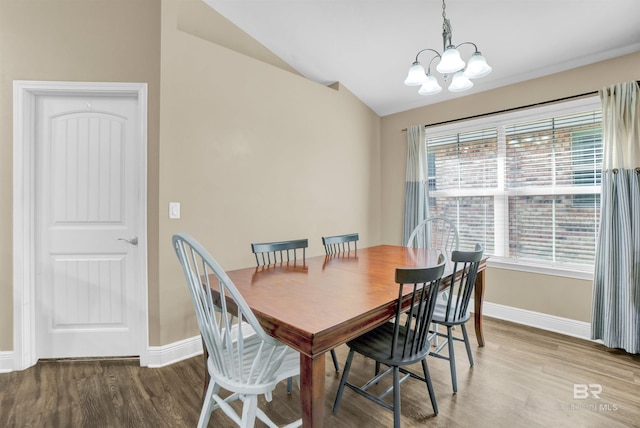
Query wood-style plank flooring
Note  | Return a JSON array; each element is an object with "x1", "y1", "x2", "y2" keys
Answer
[{"x1": 1, "y1": 317, "x2": 639, "y2": 427}]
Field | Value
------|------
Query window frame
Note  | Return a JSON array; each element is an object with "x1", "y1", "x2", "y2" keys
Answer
[{"x1": 424, "y1": 96, "x2": 601, "y2": 280}]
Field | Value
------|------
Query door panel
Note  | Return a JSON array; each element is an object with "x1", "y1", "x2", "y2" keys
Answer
[{"x1": 36, "y1": 95, "x2": 140, "y2": 358}]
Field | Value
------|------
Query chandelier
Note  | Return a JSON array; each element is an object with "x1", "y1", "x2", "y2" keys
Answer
[{"x1": 404, "y1": 0, "x2": 492, "y2": 95}]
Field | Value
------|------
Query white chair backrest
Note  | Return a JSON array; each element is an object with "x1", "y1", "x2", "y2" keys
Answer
[
  {"x1": 173, "y1": 233, "x2": 288, "y2": 390},
  {"x1": 406, "y1": 216, "x2": 460, "y2": 252}
]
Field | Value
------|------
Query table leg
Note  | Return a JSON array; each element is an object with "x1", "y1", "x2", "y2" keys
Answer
[
  {"x1": 201, "y1": 336, "x2": 209, "y2": 402},
  {"x1": 300, "y1": 352, "x2": 325, "y2": 427},
  {"x1": 474, "y1": 269, "x2": 486, "y2": 347}
]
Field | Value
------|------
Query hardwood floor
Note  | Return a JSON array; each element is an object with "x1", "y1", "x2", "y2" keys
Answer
[{"x1": 1, "y1": 317, "x2": 639, "y2": 427}]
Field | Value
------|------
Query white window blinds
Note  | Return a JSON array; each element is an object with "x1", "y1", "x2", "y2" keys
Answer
[
  {"x1": 427, "y1": 129, "x2": 498, "y2": 255},
  {"x1": 425, "y1": 99, "x2": 602, "y2": 268},
  {"x1": 505, "y1": 111, "x2": 602, "y2": 264}
]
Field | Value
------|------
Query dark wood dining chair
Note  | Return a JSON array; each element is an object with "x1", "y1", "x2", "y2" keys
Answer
[
  {"x1": 322, "y1": 233, "x2": 359, "y2": 255},
  {"x1": 429, "y1": 243, "x2": 484, "y2": 393},
  {"x1": 332, "y1": 256, "x2": 446, "y2": 428},
  {"x1": 320, "y1": 233, "x2": 360, "y2": 372},
  {"x1": 251, "y1": 239, "x2": 308, "y2": 266}
]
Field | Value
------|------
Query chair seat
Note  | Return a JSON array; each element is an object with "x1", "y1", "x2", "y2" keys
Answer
[
  {"x1": 209, "y1": 333, "x2": 300, "y2": 395},
  {"x1": 431, "y1": 301, "x2": 471, "y2": 326},
  {"x1": 347, "y1": 322, "x2": 430, "y2": 367}
]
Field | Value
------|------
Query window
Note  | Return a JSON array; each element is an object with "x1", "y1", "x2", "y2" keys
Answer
[
  {"x1": 426, "y1": 129, "x2": 498, "y2": 255},
  {"x1": 424, "y1": 97, "x2": 602, "y2": 274}
]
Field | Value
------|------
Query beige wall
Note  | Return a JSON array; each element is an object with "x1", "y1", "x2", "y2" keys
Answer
[
  {"x1": 486, "y1": 269, "x2": 593, "y2": 322},
  {"x1": 380, "y1": 52, "x2": 640, "y2": 322},
  {"x1": 0, "y1": 0, "x2": 161, "y2": 350},
  {"x1": 157, "y1": 0, "x2": 381, "y2": 344}
]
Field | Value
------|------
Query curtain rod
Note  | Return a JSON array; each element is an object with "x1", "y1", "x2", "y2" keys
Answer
[
  {"x1": 401, "y1": 90, "x2": 596, "y2": 131},
  {"x1": 401, "y1": 80, "x2": 640, "y2": 131}
]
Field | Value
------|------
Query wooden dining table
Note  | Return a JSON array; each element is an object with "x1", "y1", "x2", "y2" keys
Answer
[{"x1": 223, "y1": 245, "x2": 487, "y2": 428}]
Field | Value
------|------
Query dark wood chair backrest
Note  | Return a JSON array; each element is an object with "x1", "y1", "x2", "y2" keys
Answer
[
  {"x1": 441, "y1": 243, "x2": 484, "y2": 323},
  {"x1": 322, "y1": 233, "x2": 359, "y2": 255},
  {"x1": 251, "y1": 239, "x2": 308, "y2": 266},
  {"x1": 390, "y1": 255, "x2": 445, "y2": 362}
]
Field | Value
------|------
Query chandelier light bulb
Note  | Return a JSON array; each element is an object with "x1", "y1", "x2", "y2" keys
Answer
[
  {"x1": 464, "y1": 52, "x2": 492, "y2": 79},
  {"x1": 436, "y1": 47, "x2": 465, "y2": 74},
  {"x1": 404, "y1": 62, "x2": 428, "y2": 86},
  {"x1": 448, "y1": 71, "x2": 473, "y2": 92},
  {"x1": 418, "y1": 74, "x2": 442, "y2": 95}
]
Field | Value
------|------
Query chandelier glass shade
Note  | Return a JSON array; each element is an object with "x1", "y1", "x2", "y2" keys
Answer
[{"x1": 404, "y1": 0, "x2": 492, "y2": 95}]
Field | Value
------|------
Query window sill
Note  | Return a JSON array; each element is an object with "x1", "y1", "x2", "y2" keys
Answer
[{"x1": 486, "y1": 257, "x2": 594, "y2": 281}]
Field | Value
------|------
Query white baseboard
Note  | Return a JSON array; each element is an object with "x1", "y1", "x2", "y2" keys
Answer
[
  {"x1": 478, "y1": 300, "x2": 592, "y2": 340},
  {"x1": 0, "y1": 351, "x2": 13, "y2": 373},
  {"x1": 0, "y1": 306, "x2": 594, "y2": 373},
  {"x1": 143, "y1": 302, "x2": 592, "y2": 367},
  {"x1": 146, "y1": 335, "x2": 203, "y2": 368},
  {"x1": 0, "y1": 337, "x2": 204, "y2": 373}
]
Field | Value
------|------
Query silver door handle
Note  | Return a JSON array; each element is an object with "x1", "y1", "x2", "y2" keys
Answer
[{"x1": 118, "y1": 237, "x2": 138, "y2": 246}]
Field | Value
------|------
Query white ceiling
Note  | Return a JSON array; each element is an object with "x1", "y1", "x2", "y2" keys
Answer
[{"x1": 203, "y1": 0, "x2": 640, "y2": 117}]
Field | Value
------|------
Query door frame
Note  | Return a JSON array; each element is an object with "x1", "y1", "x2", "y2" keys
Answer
[{"x1": 12, "y1": 81, "x2": 149, "y2": 370}]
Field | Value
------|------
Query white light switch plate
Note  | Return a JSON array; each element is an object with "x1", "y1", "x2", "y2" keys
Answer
[{"x1": 169, "y1": 202, "x2": 181, "y2": 219}]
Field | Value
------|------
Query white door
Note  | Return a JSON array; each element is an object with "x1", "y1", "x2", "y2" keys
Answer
[{"x1": 35, "y1": 94, "x2": 142, "y2": 359}]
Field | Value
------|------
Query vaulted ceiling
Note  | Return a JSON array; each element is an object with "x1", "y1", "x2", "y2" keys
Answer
[{"x1": 203, "y1": 0, "x2": 640, "y2": 116}]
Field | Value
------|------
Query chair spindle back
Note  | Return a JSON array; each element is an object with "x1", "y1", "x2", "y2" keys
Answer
[
  {"x1": 407, "y1": 217, "x2": 459, "y2": 252},
  {"x1": 251, "y1": 239, "x2": 308, "y2": 266},
  {"x1": 390, "y1": 255, "x2": 446, "y2": 361},
  {"x1": 443, "y1": 243, "x2": 484, "y2": 323},
  {"x1": 322, "y1": 233, "x2": 359, "y2": 255}
]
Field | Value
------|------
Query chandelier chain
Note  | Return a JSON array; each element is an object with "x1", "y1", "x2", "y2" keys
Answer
[{"x1": 441, "y1": 0, "x2": 453, "y2": 48}]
